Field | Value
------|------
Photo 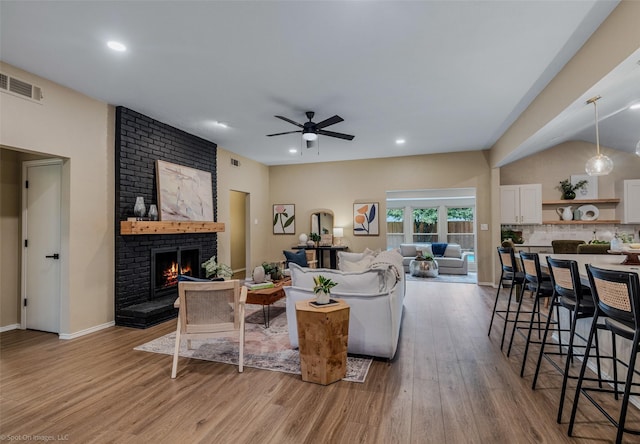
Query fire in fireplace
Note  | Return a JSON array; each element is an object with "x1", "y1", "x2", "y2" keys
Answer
[{"x1": 151, "y1": 247, "x2": 201, "y2": 298}]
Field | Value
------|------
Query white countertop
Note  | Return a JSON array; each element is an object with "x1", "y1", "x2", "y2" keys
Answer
[{"x1": 538, "y1": 253, "x2": 639, "y2": 281}]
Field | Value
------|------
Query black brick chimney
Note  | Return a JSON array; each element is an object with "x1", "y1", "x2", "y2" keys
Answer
[{"x1": 114, "y1": 107, "x2": 218, "y2": 328}]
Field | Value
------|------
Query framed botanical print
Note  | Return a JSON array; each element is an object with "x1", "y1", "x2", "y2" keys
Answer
[
  {"x1": 353, "y1": 202, "x2": 379, "y2": 236},
  {"x1": 273, "y1": 204, "x2": 295, "y2": 234}
]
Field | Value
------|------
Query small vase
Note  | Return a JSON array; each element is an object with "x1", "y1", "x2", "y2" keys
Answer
[
  {"x1": 253, "y1": 266, "x2": 265, "y2": 284},
  {"x1": 316, "y1": 291, "x2": 331, "y2": 305},
  {"x1": 148, "y1": 204, "x2": 158, "y2": 221},
  {"x1": 134, "y1": 196, "x2": 146, "y2": 217},
  {"x1": 562, "y1": 190, "x2": 576, "y2": 200}
]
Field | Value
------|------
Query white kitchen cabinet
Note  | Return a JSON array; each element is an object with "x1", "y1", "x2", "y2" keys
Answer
[
  {"x1": 616, "y1": 179, "x2": 640, "y2": 224},
  {"x1": 500, "y1": 184, "x2": 542, "y2": 225}
]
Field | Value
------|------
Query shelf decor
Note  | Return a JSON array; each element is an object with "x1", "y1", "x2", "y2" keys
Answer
[
  {"x1": 557, "y1": 178, "x2": 587, "y2": 200},
  {"x1": 571, "y1": 174, "x2": 598, "y2": 200}
]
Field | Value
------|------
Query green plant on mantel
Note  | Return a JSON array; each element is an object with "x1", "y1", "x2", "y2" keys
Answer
[{"x1": 557, "y1": 178, "x2": 587, "y2": 200}]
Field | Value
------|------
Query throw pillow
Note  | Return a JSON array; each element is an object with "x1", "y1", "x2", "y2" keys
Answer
[
  {"x1": 444, "y1": 244, "x2": 462, "y2": 258},
  {"x1": 178, "y1": 274, "x2": 215, "y2": 282},
  {"x1": 283, "y1": 249, "x2": 308, "y2": 267},
  {"x1": 340, "y1": 255, "x2": 374, "y2": 272},
  {"x1": 337, "y1": 249, "x2": 375, "y2": 270},
  {"x1": 400, "y1": 244, "x2": 417, "y2": 257}
]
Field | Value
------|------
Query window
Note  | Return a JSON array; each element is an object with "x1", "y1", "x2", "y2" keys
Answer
[
  {"x1": 412, "y1": 208, "x2": 438, "y2": 243},
  {"x1": 447, "y1": 207, "x2": 475, "y2": 270},
  {"x1": 386, "y1": 209, "x2": 404, "y2": 249},
  {"x1": 447, "y1": 207, "x2": 474, "y2": 250}
]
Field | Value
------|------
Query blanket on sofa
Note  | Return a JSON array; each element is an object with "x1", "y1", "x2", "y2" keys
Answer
[
  {"x1": 369, "y1": 249, "x2": 403, "y2": 282},
  {"x1": 432, "y1": 242, "x2": 448, "y2": 257}
]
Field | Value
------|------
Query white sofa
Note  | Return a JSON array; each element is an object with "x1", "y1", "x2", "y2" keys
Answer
[
  {"x1": 284, "y1": 249, "x2": 405, "y2": 359},
  {"x1": 400, "y1": 243, "x2": 469, "y2": 275}
]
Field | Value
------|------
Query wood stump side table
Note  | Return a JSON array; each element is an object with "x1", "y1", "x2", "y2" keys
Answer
[{"x1": 295, "y1": 299, "x2": 350, "y2": 385}]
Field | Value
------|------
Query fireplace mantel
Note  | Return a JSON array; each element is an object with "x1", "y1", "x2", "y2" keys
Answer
[{"x1": 120, "y1": 221, "x2": 225, "y2": 235}]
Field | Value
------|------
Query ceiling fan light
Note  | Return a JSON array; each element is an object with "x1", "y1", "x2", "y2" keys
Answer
[
  {"x1": 585, "y1": 153, "x2": 613, "y2": 176},
  {"x1": 302, "y1": 132, "x2": 317, "y2": 141}
]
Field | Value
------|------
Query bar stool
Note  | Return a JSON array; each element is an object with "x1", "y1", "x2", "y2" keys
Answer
[
  {"x1": 569, "y1": 265, "x2": 640, "y2": 443},
  {"x1": 488, "y1": 247, "x2": 526, "y2": 350},
  {"x1": 531, "y1": 257, "x2": 604, "y2": 423},
  {"x1": 507, "y1": 252, "x2": 554, "y2": 377}
]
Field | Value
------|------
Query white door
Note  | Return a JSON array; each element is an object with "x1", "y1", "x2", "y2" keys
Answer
[{"x1": 22, "y1": 160, "x2": 62, "y2": 333}]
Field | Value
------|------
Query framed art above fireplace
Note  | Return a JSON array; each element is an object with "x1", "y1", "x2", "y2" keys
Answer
[{"x1": 156, "y1": 160, "x2": 214, "y2": 221}]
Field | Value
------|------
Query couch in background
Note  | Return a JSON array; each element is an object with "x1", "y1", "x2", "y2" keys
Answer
[
  {"x1": 284, "y1": 249, "x2": 405, "y2": 359},
  {"x1": 400, "y1": 243, "x2": 469, "y2": 275}
]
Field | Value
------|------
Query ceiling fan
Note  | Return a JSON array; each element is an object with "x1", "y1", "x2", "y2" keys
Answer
[{"x1": 267, "y1": 111, "x2": 355, "y2": 148}]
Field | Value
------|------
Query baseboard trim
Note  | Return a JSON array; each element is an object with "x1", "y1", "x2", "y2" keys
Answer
[
  {"x1": 0, "y1": 323, "x2": 21, "y2": 333},
  {"x1": 478, "y1": 281, "x2": 494, "y2": 287},
  {"x1": 59, "y1": 321, "x2": 115, "y2": 340}
]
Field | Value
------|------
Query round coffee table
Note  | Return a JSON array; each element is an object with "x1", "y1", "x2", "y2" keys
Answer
[{"x1": 409, "y1": 259, "x2": 439, "y2": 278}]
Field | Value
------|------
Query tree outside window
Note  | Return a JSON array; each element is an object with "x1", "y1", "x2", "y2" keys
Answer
[{"x1": 412, "y1": 208, "x2": 438, "y2": 243}]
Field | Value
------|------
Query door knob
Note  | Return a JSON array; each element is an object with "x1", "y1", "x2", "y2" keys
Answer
[{"x1": 45, "y1": 253, "x2": 60, "y2": 259}]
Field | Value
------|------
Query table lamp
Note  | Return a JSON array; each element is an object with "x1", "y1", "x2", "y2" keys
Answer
[{"x1": 333, "y1": 227, "x2": 344, "y2": 246}]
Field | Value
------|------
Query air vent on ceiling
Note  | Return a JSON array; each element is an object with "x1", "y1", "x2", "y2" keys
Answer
[
  {"x1": 230, "y1": 158, "x2": 240, "y2": 167},
  {"x1": 0, "y1": 72, "x2": 43, "y2": 103}
]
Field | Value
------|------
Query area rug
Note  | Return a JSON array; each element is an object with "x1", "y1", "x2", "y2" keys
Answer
[
  {"x1": 134, "y1": 302, "x2": 372, "y2": 383},
  {"x1": 405, "y1": 271, "x2": 477, "y2": 284}
]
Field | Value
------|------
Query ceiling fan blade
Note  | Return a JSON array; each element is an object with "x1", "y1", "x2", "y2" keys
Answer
[
  {"x1": 318, "y1": 129, "x2": 355, "y2": 141},
  {"x1": 266, "y1": 130, "x2": 302, "y2": 137},
  {"x1": 314, "y1": 115, "x2": 343, "y2": 129},
  {"x1": 274, "y1": 115, "x2": 304, "y2": 128}
]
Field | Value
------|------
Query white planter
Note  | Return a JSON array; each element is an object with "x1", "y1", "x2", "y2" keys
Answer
[
  {"x1": 253, "y1": 266, "x2": 265, "y2": 284},
  {"x1": 316, "y1": 291, "x2": 331, "y2": 305}
]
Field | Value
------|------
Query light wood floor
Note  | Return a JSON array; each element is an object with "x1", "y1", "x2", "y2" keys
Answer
[{"x1": 2, "y1": 280, "x2": 639, "y2": 443}]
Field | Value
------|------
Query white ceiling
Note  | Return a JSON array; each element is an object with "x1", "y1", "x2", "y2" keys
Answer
[{"x1": 1, "y1": 0, "x2": 637, "y2": 166}]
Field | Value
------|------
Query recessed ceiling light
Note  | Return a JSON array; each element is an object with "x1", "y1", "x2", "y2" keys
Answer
[
  {"x1": 107, "y1": 41, "x2": 127, "y2": 52},
  {"x1": 212, "y1": 121, "x2": 229, "y2": 128},
  {"x1": 630, "y1": 103, "x2": 640, "y2": 110},
  {"x1": 289, "y1": 148, "x2": 297, "y2": 154},
  {"x1": 395, "y1": 139, "x2": 406, "y2": 145}
]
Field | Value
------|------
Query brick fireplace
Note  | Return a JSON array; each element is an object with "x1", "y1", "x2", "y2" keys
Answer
[
  {"x1": 114, "y1": 107, "x2": 218, "y2": 328},
  {"x1": 151, "y1": 246, "x2": 201, "y2": 298}
]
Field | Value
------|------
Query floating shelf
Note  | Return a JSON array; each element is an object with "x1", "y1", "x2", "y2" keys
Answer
[
  {"x1": 120, "y1": 221, "x2": 225, "y2": 235},
  {"x1": 542, "y1": 198, "x2": 620, "y2": 205},
  {"x1": 542, "y1": 220, "x2": 620, "y2": 225}
]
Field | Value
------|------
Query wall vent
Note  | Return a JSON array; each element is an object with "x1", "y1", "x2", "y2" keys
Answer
[
  {"x1": 230, "y1": 158, "x2": 240, "y2": 167},
  {"x1": 0, "y1": 72, "x2": 44, "y2": 103}
]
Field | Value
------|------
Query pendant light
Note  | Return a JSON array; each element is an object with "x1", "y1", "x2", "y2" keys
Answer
[{"x1": 585, "y1": 95, "x2": 613, "y2": 176}]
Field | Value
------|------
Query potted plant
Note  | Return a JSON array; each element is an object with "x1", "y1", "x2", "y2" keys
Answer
[
  {"x1": 415, "y1": 252, "x2": 435, "y2": 261},
  {"x1": 557, "y1": 178, "x2": 587, "y2": 200},
  {"x1": 312, "y1": 275, "x2": 338, "y2": 305},
  {"x1": 201, "y1": 256, "x2": 233, "y2": 280},
  {"x1": 309, "y1": 232, "x2": 321, "y2": 247},
  {"x1": 261, "y1": 262, "x2": 283, "y2": 281},
  {"x1": 501, "y1": 229, "x2": 524, "y2": 244}
]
